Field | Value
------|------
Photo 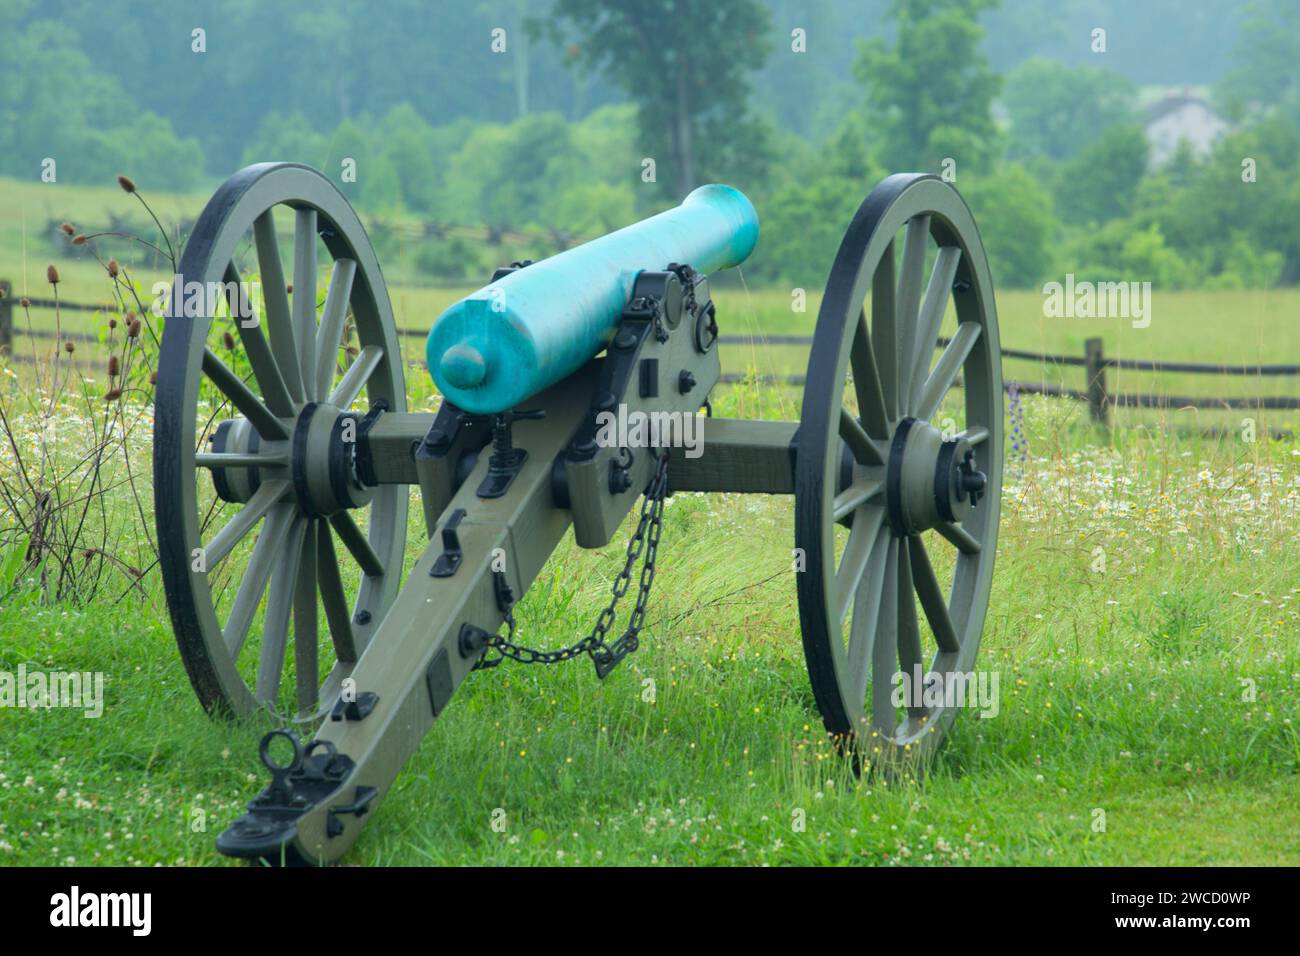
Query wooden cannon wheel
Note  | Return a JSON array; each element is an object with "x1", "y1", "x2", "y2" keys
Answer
[
  {"x1": 154, "y1": 164, "x2": 408, "y2": 718},
  {"x1": 794, "y1": 174, "x2": 1003, "y2": 769}
]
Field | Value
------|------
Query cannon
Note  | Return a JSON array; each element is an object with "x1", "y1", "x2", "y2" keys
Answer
[{"x1": 153, "y1": 162, "x2": 1002, "y2": 864}]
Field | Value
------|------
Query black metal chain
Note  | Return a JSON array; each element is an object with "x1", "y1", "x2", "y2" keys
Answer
[{"x1": 475, "y1": 451, "x2": 669, "y2": 677}]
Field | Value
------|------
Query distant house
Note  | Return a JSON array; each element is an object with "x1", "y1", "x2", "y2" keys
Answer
[{"x1": 1143, "y1": 91, "x2": 1230, "y2": 167}]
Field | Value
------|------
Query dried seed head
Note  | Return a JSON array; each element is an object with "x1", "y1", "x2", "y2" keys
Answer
[
  {"x1": 46, "y1": 264, "x2": 60, "y2": 285},
  {"x1": 105, "y1": 387, "x2": 122, "y2": 401},
  {"x1": 64, "y1": 340, "x2": 76, "y2": 353},
  {"x1": 286, "y1": 283, "x2": 293, "y2": 294},
  {"x1": 108, "y1": 355, "x2": 120, "y2": 376},
  {"x1": 149, "y1": 371, "x2": 157, "y2": 385},
  {"x1": 82, "y1": 549, "x2": 96, "y2": 560},
  {"x1": 223, "y1": 331, "x2": 236, "y2": 351},
  {"x1": 19, "y1": 296, "x2": 30, "y2": 308},
  {"x1": 108, "y1": 317, "x2": 118, "y2": 329},
  {"x1": 117, "y1": 175, "x2": 136, "y2": 194},
  {"x1": 107, "y1": 258, "x2": 119, "y2": 277},
  {"x1": 60, "y1": 222, "x2": 75, "y2": 235},
  {"x1": 72, "y1": 234, "x2": 87, "y2": 246},
  {"x1": 128, "y1": 319, "x2": 141, "y2": 339}
]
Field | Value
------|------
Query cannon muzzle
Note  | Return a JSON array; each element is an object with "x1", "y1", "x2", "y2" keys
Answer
[{"x1": 426, "y1": 184, "x2": 759, "y2": 413}]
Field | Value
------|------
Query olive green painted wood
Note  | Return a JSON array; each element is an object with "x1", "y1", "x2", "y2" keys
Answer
[
  {"x1": 794, "y1": 174, "x2": 1003, "y2": 768},
  {"x1": 666, "y1": 419, "x2": 796, "y2": 494},
  {"x1": 154, "y1": 163, "x2": 409, "y2": 718},
  {"x1": 280, "y1": 366, "x2": 601, "y2": 863}
]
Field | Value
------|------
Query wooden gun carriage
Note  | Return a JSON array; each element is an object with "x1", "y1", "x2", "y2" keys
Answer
[{"x1": 153, "y1": 163, "x2": 1002, "y2": 863}]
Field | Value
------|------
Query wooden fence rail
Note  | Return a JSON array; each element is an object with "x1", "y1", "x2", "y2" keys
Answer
[{"x1": 3, "y1": 282, "x2": 1297, "y2": 420}]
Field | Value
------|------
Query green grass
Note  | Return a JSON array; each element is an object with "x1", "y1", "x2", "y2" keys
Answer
[
  {"x1": 0, "y1": 385, "x2": 1296, "y2": 866},
  {"x1": 1, "y1": 174, "x2": 1297, "y2": 866}
]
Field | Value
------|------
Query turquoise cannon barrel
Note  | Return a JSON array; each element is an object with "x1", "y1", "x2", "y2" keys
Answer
[{"x1": 426, "y1": 184, "x2": 759, "y2": 414}]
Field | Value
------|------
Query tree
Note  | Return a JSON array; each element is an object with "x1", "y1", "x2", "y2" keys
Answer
[
  {"x1": 1055, "y1": 125, "x2": 1148, "y2": 225},
  {"x1": 1003, "y1": 58, "x2": 1137, "y2": 162},
  {"x1": 1217, "y1": 0, "x2": 1300, "y2": 124},
  {"x1": 546, "y1": 0, "x2": 774, "y2": 198},
  {"x1": 960, "y1": 164, "x2": 1057, "y2": 288},
  {"x1": 854, "y1": 0, "x2": 1002, "y2": 174}
]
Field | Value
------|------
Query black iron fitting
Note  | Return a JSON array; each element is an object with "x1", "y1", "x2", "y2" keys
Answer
[
  {"x1": 429, "y1": 508, "x2": 467, "y2": 577},
  {"x1": 474, "y1": 408, "x2": 545, "y2": 498}
]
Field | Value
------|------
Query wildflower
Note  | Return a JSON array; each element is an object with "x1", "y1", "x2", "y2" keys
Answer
[
  {"x1": 46, "y1": 264, "x2": 60, "y2": 285},
  {"x1": 117, "y1": 175, "x2": 136, "y2": 193}
]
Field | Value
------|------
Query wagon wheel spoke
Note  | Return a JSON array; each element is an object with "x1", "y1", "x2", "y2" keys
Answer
[
  {"x1": 203, "y1": 479, "x2": 288, "y2": 569},
  {"x1": 847, "y1": 525, "x2": 892, "y2": 705},
  {"x1": 201, "y1": 348, "x2": 289, "y2": 441},
  {"x1": 835, "y1": 506, "x2": 885, "y2": 622},
  {"x1": 224, "y1": 262, "x2": 294, "y2": 416},
  {"x1": 257, "y1": 514, "x2": 307, "y2": 704},
  {"x1": 294, "y1": 520, "x2": 319, "y2": 717},
  {"x1": 839, "y1": 406, "x2": 884, "y2": 467},
  {"x1": 896, "y1": 541, "x2": 925, "y2": 718},
  {"x1": 908, "y1": 246, "x2": 961, "y2": 413},
  {"x1": 935, "y1": 520, "x2": 981, "y2": 555},
  {"x1": 833, "y1": 477, "x2": 883, "y2": 522},
  {"x1": 292, "y1": 209, "x2": 319, "y2": 398},
  {"x1": 870, "y1": 541, "x2": 900, "y2": 735},
  {"x1": 850, "y1": 309, "x2": 890, "y2": 439},
  {"x1": 871, "y1": 241, "x2": 899, "y2": 420},
  {"x1": 955, "y1": 425, "x2": 989, "y2": 446},
  {"x1": 253, "y1": 210, "x2": 305, "y2": 405},
  {"x1": 916, "y1": 320, "x2": 981, "y2": 423},
  {"x1": 328, "y1": 344, "x2": 383, "y2": 410},
  {"x1": 224, "y1": 503, "x2": 294, "y2": 657},
  {"x1": 908, "y1": 534, "x2": 959, "y2": 653},
  {"x1": 315, "y1": 258, "x2": 357, "y2": 400},
  {"x1": 329, "y1": 509, "x2": 385, "y2": 578},
  {"x1": 893, "y1": 215, "x2": 930, "y2": 415},
  {"x1": 317, "y1": 519, "x2": 359, "y2": 663}
]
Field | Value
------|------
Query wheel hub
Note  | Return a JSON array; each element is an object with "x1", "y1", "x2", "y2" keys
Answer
[
  {"x1": 885, "y1": 417, "x2": 986, "y2": 535},
  {"x1": 209, "y1": 404, "x2": 373, "y2": 516}
]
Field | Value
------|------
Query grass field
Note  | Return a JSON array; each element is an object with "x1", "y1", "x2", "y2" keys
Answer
[{"x1": 0, "y1": 175, "x2": 1297, "y2": 866}]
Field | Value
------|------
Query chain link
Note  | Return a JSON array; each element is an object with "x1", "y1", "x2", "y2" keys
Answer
[{"x1": 474, "y1": 451, "x2": 670, "y2": 675}]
